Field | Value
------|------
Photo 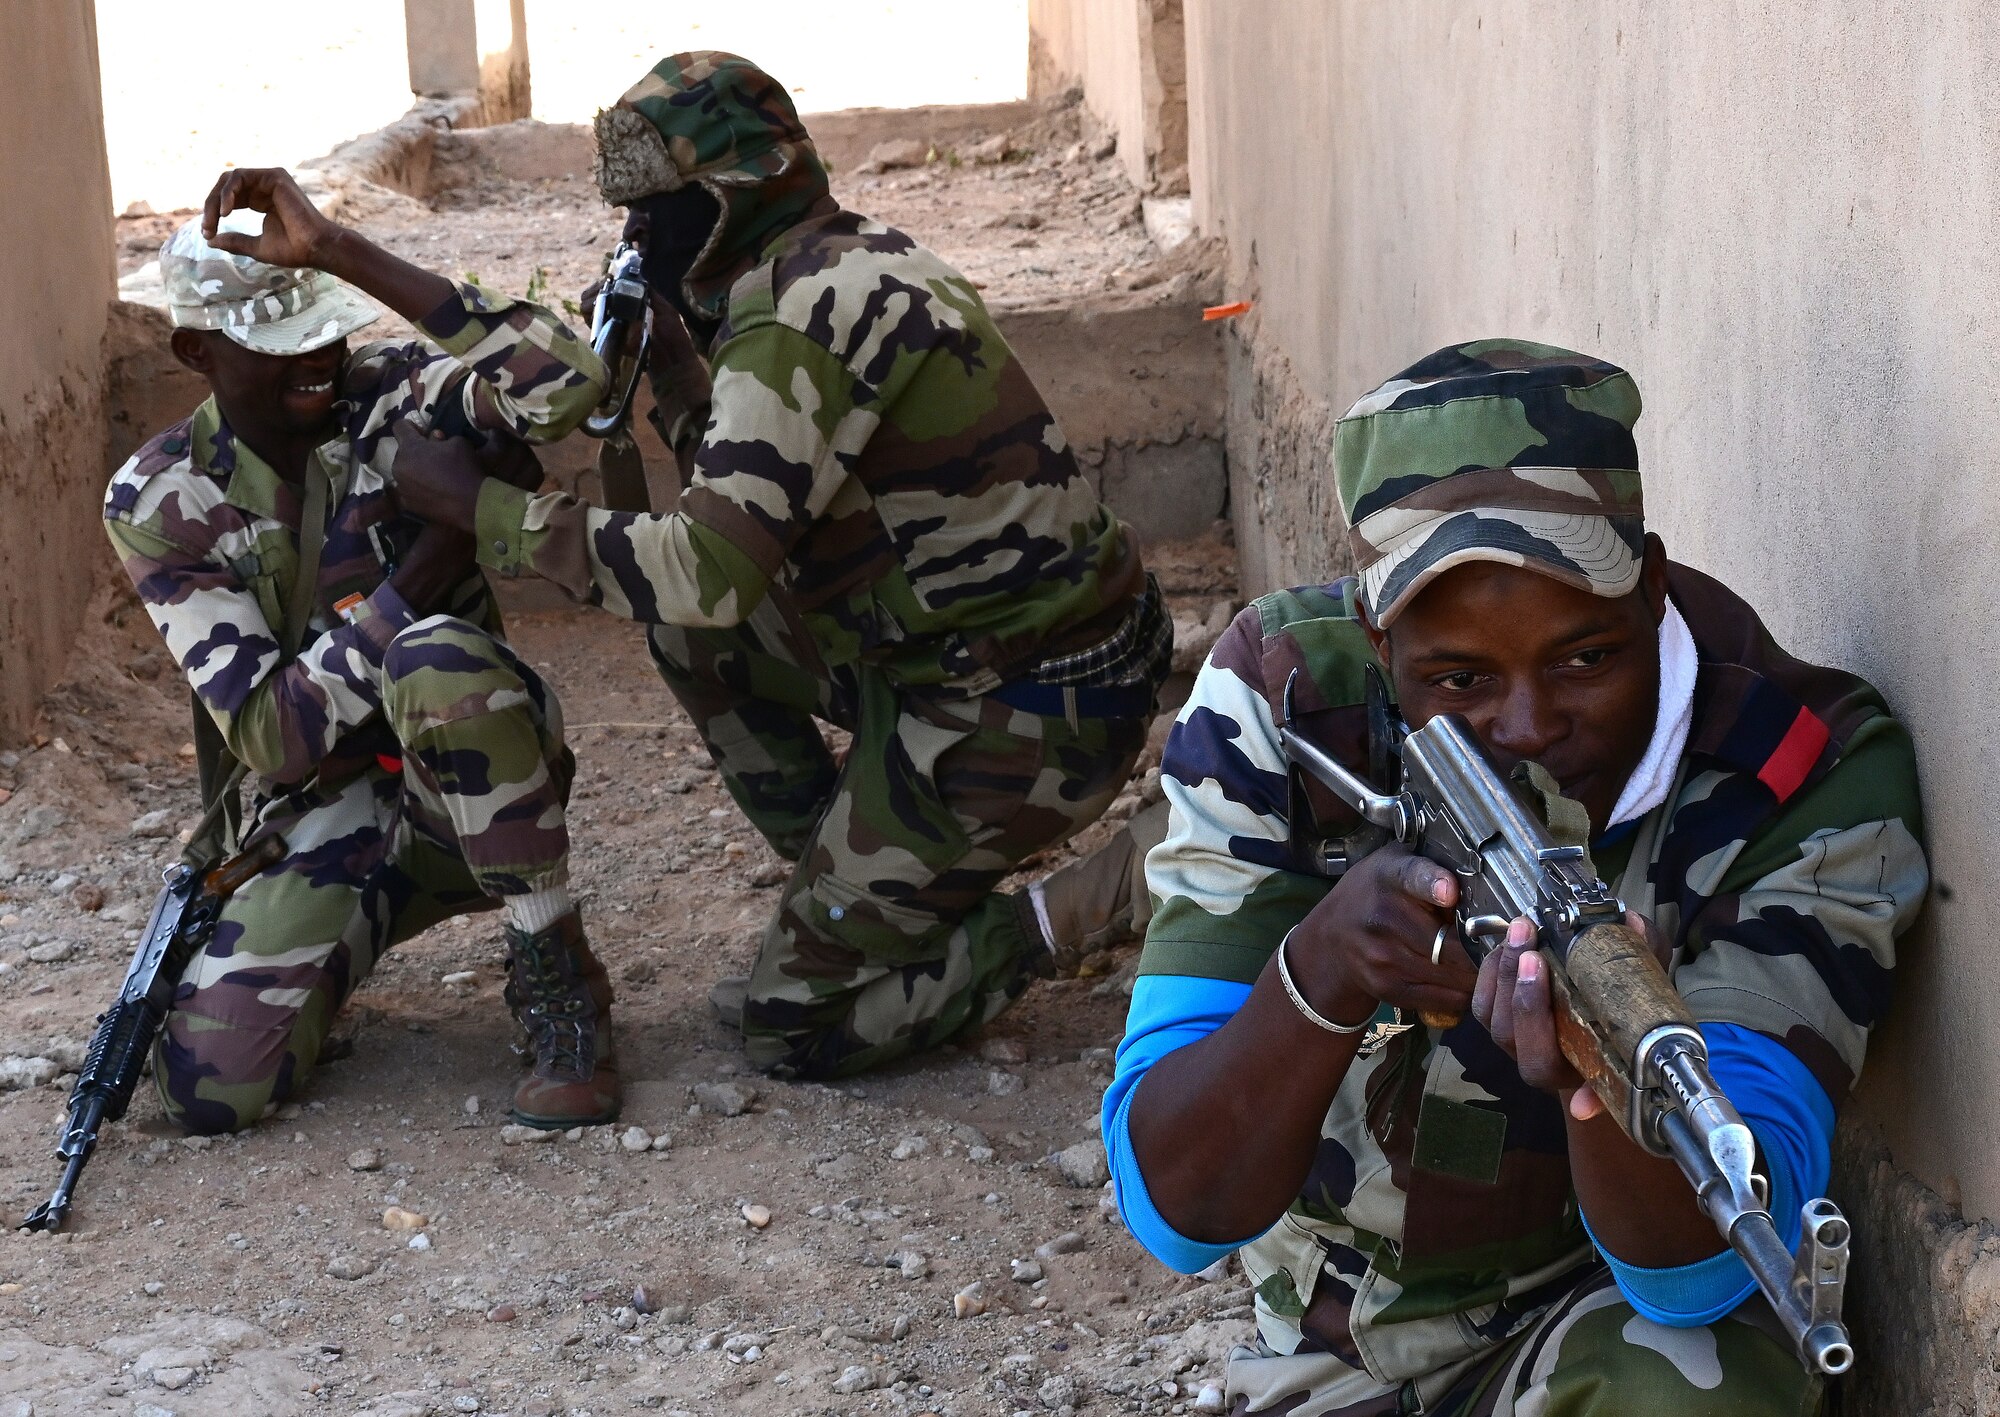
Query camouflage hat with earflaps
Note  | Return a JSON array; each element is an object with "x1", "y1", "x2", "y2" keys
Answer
[
  {"x1": 160, "y1": 213, "x2": 379, "y2": 356},
  {"x1": 592, "y1": 51, "x2": 834, "y2": 322},
  {"x1": 1336, "y1": 339, "x2": 1646, "y2": 627}
]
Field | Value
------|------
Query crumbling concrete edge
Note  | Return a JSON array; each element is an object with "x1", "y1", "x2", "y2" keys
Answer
[
  {"x1": 1830, "y1": 1121, "x2": 2000, "y2": 1417},
  {"x1": 293, "y1": 94, "x2": 484, "y2": 220}
]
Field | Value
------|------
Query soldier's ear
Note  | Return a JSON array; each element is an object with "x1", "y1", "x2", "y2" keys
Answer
[
  {"x1": 1361, "y1": 611, "x2": 1390, "y2": 665},
  {"x1": 1639, "y1": 532, "x2": 1670, "y2": 626},
  {"x1": 169, "y1": 328, "x2": 215, "y2": 377}
]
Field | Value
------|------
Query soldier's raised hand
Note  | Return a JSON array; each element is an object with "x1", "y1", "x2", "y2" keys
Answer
[{"x1": 202, "y1": 168, "x2": 341, "y2": 270}]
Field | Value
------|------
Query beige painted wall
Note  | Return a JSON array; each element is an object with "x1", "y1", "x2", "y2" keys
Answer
[
  {"x1": 0, "y1": 0, "x2": 117, "y2": 741},
  {"x1": 1183, "y1": 1, "x2": 2000, "y2": 1227},
  {"x1": 1028, "y1": 0, "x2": 1149, "y2": 187}
]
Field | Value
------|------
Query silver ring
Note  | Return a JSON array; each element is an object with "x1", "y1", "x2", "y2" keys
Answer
[{"x1": 1430, "y1": 926, "x2": 1447, "y2": 967}]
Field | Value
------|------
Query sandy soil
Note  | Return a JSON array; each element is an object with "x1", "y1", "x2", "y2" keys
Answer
[{"x1": 115, "y1": 95, "x2": 1166, "y2": 319}]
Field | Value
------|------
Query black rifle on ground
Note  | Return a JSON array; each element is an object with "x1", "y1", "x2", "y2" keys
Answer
[
  {"x1": 20, "y1": 832, "x2": 284, "y2": 1234},
  {"x1": 1277, "y1": 667, "x2": 1854, "y2": 1376}
]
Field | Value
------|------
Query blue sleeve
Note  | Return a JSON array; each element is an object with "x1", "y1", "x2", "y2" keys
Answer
[
  {"x1": 1101, "y1": 973, "x2": 1268, "y2": 1273},
  {"x1": 1584, "y1": 1023, "x2": 1835, "y2": 1326}
]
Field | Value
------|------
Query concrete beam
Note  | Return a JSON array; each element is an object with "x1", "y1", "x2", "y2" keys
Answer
[{"x1": 404, "y1": 0, "x2": 529, "y2": 124}]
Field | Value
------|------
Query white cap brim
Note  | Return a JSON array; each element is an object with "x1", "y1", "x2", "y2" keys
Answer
[
  {"x1": 218, "y1": 280, "x2": 381, "y2": 356},
  {"x1": 1360, "y1": 507, "x2": 1643, "y2": 627}
]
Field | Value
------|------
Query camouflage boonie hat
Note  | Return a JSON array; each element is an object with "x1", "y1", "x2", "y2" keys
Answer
[
  {"x1": 161, "y1": 214, "x2": 378, "y2": 356},
  {"x1": 1336, "y1": 339, "x2": 1645, "y2": 627},
  {"x1": 592, "y1": 51, "x2": 833, "y2": 321}
]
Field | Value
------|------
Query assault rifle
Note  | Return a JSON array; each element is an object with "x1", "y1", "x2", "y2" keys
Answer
[
  {"x1": 20, "y1": 833, "x2": 284, "y2": 1233},
  {"x1": 1278, "y1": 668, "x2": 1854, "y2": 1376},
  {"x1": 581, "y1": 242, "x2": 653, "y2": 441}
]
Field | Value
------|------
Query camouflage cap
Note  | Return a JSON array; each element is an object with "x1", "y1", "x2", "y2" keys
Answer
[
  {"x1": 161, "y1": 214, "x2": 378, "y2": 356},
  {"x1": 592, "y1": 51, "x2": 833, "y2": 320},
  {"x1": 1336, "y1": 339, "x2": 1645, "y2": 627}
]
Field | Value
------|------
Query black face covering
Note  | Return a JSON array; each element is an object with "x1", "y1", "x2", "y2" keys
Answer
[{"x1": 634, "y1": 185, "x2": 723, "y2": 345}]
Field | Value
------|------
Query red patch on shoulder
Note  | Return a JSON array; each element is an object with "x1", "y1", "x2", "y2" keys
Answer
[{"x1": 1757, "y1": 707, "x2": 1830, "y2": 803}]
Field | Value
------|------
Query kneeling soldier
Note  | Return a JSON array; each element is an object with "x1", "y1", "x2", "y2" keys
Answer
[
  {"x1": 1106, "y1": 342, "x2": 1928, "y2": 1414},
  {"x1": 394, "y1": 53, "x2": 1169, "y2": 1079},
  {"x1": 103, "y1": 170, "x2": 617, "y2": 1133}
]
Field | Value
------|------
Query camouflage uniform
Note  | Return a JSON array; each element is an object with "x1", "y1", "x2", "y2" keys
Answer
[
  {"x1": 1129, "y1": 344, "x2": 1928, "y2": 1412},
  {"x1": 475, "y1": 53, "x2": 1163, "y2": 1075},
  {"x1": 104, "y1": 279, "x2": 607, "y2": 1133}
]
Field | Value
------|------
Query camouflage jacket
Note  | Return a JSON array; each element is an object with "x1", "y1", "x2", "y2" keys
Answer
[
  {"x1": 103, "y1": 285, "x2": 606, "y2": 788},
  {"x1": 1140, "y1": 564, "x2": 1927, "y2": 1384},
  {"x1": 473, "y1": 209, "x2": 1144, "y2": 692}
]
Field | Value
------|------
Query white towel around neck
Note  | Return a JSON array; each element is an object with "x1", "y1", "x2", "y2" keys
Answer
[{"x1": 1605, "y1": 600, "x2": 1697, "y2": 831}]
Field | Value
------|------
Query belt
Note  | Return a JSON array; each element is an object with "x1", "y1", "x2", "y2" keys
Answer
[{"x1": 987, "y1": 678, "x2": 1156, "y2": 721}]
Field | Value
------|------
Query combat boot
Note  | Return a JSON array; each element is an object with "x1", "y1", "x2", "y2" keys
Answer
[
  {"x1": 1022, "y1": 801, "x2": 1171, "y2": 977},
  {"x1": 503, "y1": 911, "x2": 621, "y2": 1127}
]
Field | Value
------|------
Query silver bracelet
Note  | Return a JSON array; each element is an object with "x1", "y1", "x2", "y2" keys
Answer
[{"x1": 1274, "y1": 927, "x2": 1375, "y2": 1035}]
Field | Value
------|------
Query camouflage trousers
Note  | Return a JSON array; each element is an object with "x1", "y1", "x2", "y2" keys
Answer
[
  {"x1": 647, "y1": 592, "x2": 1149, "y2": 1078},
  {"x1": 1225, "y1": 1268, "x2": 1818, "y2": 1416},
  {"x1": 156, "y1": 615, "x2": 572, "y2": 1134}
]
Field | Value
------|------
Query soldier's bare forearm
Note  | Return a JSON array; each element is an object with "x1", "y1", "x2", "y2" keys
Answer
[
  {"x1": 1127, "y1": 962, "x2": 1365, "y2": 1245},
  {"x1": 1567, "y1": 1105, "x2": 1731, "y2": 1269},
  {"x1": 311, "y1": 226, "x2": 459, "y2": 331}
]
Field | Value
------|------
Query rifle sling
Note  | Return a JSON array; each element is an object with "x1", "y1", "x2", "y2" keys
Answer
[{"x1": 182, "y1": 457, "x2": 331, "y2": 867}]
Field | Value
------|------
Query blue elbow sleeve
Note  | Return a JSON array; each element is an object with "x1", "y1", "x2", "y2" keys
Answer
[{"x1": 1586, "y1": 1024, "x2": 1835, "y2": 1326}]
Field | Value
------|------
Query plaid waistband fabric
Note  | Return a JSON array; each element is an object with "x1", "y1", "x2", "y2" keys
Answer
[{"x1": 1028, "y1": 574, "x2": 1172, "y2": 689}]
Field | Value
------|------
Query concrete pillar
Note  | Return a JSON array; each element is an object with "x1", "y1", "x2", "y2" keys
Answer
[
  {"x1": 0, "y1": 0, "x2": 116, "y2": 741},
  {"x1": 404, "y1": 0, "x2": 530, "y2": 123}
]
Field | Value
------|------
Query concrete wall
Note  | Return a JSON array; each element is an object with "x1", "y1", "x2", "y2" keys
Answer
[
  {"x1": 0, "y1": 0, "x2": 117, "y2": 741},
  {"x1": 1028, "y1": 0, "x2": 1187, "y2": 190},
  {"x1": 1179, "y1": 2, "x2": 1999, "y2": 1405},
  {"x1": 404, "y1": 0, "x2": 529, "y2": 123}
]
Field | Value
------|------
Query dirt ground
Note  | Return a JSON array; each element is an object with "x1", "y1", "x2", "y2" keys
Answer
[{"x1": 8, "y1": 104, "x2": 1247, "y2": 1417}]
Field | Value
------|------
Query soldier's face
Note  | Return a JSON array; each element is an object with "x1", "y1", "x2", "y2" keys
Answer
[
  {"x1": 173, "y1": 330, "x2": 348, "y2": 441},
  {"x1": 1366, "y1": 537, "x2": 1669, "y2": 834}
]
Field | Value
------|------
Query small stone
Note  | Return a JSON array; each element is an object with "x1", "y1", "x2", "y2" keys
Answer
[
  {"x1": 952, "y1": 1282, "x2": 987, "y2": 1319},
  {"x1": 986, "y1": 1069, "x2": 1025, "y2": 1097},
  {"x1": 135, "y1": 1406, "x2": 175, "y2": 1417},
  {"x1": 452, "y1": 1397, "x2": 481, "y2": 1414},
  {"x1": 462, "y1": 1095, "x2": 480, "y2": 1115},
  {"x1": 406, "y1": 1233, "x2": 432, "y2": 1251},
  {"x1": 815, "y1": 1151, "x2": 862, "y2": 1182},
  {"x1": 1034, "y1": 1232, "x2": 1086, "y2": 1260},
  {"x1": 619, "y1": 1125, "x2": 654, "y2": 1153},
  {"x1": 651, "y1": 1133, "x2": 672, "y2": 1151},
  {"x1": 563, "y1": 1126, "x2": 584, "y2": 1141},
  {"x1": 611, "y1": 1306, "x2": 638, "y2": 1331},
  {"x1": 864, "y1": 138, "x2": 927, "y2": 172},
  {"x1": 0, "y1": 1056, "x2": 58, "y2": 1090},
  {"x1": 1089, "y1": 132, "x2": 1118, "y2": 161},
  {"x1": 749, "y1": 861, "x2": 788, "y2": 888},
  {"x1": 967, "y1": 1145, "x2": 996, "y2": 1164},
  {"x1": 0, "y1": 1283, "x2": 20, "y2": 1295},
  {"x1": 890, "y1": 1134, "x2": 930, "y2": 1161},
  {"x1": 325, "y1": 1254, "x2": 377, "y2": 1281},
  {"x1": 967, "y1": 133, "x2": 1013, "y2": 164},
  {"x1": 832, "y1": 1364, "x2": 880, "y2": 1395},
  {"x1": 630, "y1": 1284, "x2": 658, "y2": 1315},
  {"x1": 1054, "y1": 1139, "x2": 1110, "y2": 1189},
  {"x1": 152, "y1": 1368, "x2": 196, "y2": 1391},
  {"x1": 25, "y1": 940, "x2": 73, "y2": 965},
  {"x1": 691, "y1": 1080, "x2": 758, "y2": 1116},
  {"x1": 379, "y1": 1205, "x2": 424, "y2": 1231},
  {"x1": 1010, "y1": 1258, "x2": 1044, "y2": 1283},
  {"x1": 499, "y1": 1123, "x2": 558, "y2": 1144},
  {"x1": 346, "y1": 1148, "x2": 383, "y2": 1172},
  {"x1": 486, "y1": 1304, "x2": 516, "y2": 1323},
  {"x1": 70, "y1": 883, "x2": 105, "y2": 912},
  {"x1": 1194, "y1": 1382, "x2": 1228, "y2": 1413},
  {"x1": 441, "y1": 969, "x2": 478, "y2": 988},
  {"x1": 128, "y1": 809, "x2": 175, "y2": 838},
  {"x1": 1039, "y1": 1373, "x2": 1084, "y2": 1410},
  {"x1": 895, "y1": 1251, "x2": 929, "y2": 1280},
  {"x1": 979, "y1": 1037, "x2": 1028, "y2": 1065},
  {"x1": 15, "y1": 805, "x2": 66, "y2": 842},
  {"x1": 143, "y1": 1281, "x2": 165, "y2": 1297},
  {"x1": 742, "y1": 1203, "x2": 772, "y2": 1229}
]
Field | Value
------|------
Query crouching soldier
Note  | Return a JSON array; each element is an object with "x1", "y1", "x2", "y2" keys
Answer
[
  {"x1": 1105, "y1": 342, "x2": 1928, "y2": 1414},
  {"x1": 393, "y1": 52, "x2": 1169, "y2": 1079},
  {"x1": 103, "y1": 169, "x2": 619, "y2": 1133}
]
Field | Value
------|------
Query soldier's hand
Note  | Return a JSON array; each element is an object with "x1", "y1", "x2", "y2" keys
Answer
[
  {"x1": 202, "y1": 168, "x2": 341, "y2": 269},
  {"x1": 389, "y1": 423, "x2": 487, "y2": 533},
  {"x1": 645, "y1": 289, "x2": 714, "y2": 418},
  {"x1": 1473, "y1": 910, "x2": 1671, "y2": 1121},
  {"x1": 1284, "y1": 845, "x2": 1476, "y2": 1026},
  {"x1": 390, "y1": 520, "x2": 477, "y2": 615}
]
